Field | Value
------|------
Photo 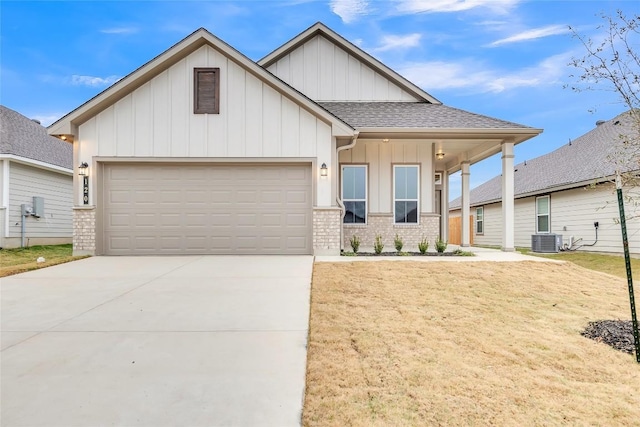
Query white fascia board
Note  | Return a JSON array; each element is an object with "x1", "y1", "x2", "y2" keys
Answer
[{"x1": 0, "y1": 155, "x2": 73, "y2": 175}]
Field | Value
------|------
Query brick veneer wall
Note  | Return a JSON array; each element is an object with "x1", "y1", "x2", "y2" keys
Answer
[
  {"x1": 73, "y1": 206, "x2": 96, "y2": 255},
  {"x1": 343, "y1": 213, "x2": 440, "y2": 252},
  {"x1": 313, "y1": 208, "x2": 342, "y2": 255}
]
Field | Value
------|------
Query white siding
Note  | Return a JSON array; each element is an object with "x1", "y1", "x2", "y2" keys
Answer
[
  {"x1": 266, "y1": 35, "x2": 420, "y2": 102},
  {"x1": 339, "y1": 141, "x2": 435, "y2": 214},
  {"x1": 79, "y1": 45, "x2": 331, "y2": 160},
  {"x1": 8, "y1": 162, "x2": 73, "y2": 239},
  {"x1": 468, "y1": 185, "x2": 639, "y2": 254}
]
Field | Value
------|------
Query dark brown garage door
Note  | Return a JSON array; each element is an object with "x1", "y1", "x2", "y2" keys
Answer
[{"x1": 102, "y1": 163, "x2": 312, "y2": 255}]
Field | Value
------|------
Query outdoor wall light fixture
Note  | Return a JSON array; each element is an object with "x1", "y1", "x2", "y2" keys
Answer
[
  {"x1": 320, "y1": 163, "x2": 328, "y2": 178},
  {"x1": 78, "y1": 162, "x2": 89, "y2": 176},
  {"x1": 435, "y1": 152, "x2": 445, "y2": 160}
]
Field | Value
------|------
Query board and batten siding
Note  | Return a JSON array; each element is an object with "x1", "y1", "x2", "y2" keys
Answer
[
  {"x1": 8, "y1": 162, "x2": 72, "y2": 239},
  {"x1": 338, "y1": 140, "x2": 435, "y2": 213},
  {"x1": 266, "y1": 35, "x2": 420, "y2": 102},
  {"x1": 79, "y1": 45, "x2": 331, "y2": 159}
]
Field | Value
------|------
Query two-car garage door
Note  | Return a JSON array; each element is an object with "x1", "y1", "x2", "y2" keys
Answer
[{"x1": 102, "y1": 163, "x2": 312, "y2": 255}]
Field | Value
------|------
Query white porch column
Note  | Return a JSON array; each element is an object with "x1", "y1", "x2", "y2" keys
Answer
[
  {"x1": 501, "y1": 140, "x2": 515, "y2": 251},
  {"x1": 460, "y1": 161, "x2": 471, "y2": 247}
]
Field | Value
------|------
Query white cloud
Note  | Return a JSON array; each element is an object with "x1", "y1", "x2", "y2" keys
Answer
[
  {"x1": 330, "y1": 0, "x2": 370, "y2": 23},
  {"x1": 100, "y1": 27, "x2": 138, "y2": 34},
  {"x1": 393, "y1": 0, "x2": 520, "y2": 15},
  {"x1": 373, "y1": 33, "x2": 422, "y2": 52},
  {"x1": 71, "y1": 75, "x2": 121, "y2": 87},
  {"x1": 30, "y1": 113, "x2": 64, "y2": 127},
  {"x1": 489, "y1": 24, "x2": 568, "y2": 46},
  {"x1": 398, "y1": 52, "x2": 570, "y2": 93}
]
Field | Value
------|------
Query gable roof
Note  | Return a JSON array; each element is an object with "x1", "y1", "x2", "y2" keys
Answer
[
  {"x1": 258, "y1": 22, "x2": 441, "y2": 104},
  {"x1": 450, "y1": 110, "x2": 639, "y2": 209},
  {"x1": 1, "y1": 105, "x2": 72, "y2": 170},
  {"x1": 48, "y1": 27, "x2": 354, "y2": 139}
]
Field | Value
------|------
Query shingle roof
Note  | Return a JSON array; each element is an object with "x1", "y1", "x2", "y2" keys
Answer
[
  {"x1": 318, "y1": 102, "x2": 534, "y2": 129},
  {"x1": 1, "y1": 105, "x2": 72, "y2": 170},
  {"x1": 450, "y1": 110, "x2": 639, "y2": 209}
]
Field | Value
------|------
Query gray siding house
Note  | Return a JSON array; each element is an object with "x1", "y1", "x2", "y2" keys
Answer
[
  {"x1": 48, "y1": 23, "x2": 541, "y2": 256},
  {"x1": 450, "y1": 111, "x2": 639, "y2": 255},
  {"x1": 0, "y1": 105, "x2": 73, "y2": 248}
]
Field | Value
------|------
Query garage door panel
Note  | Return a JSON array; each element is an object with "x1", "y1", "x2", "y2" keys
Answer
[{"x1": 103, "y1": 164, "x2": 312, "y2": 255}]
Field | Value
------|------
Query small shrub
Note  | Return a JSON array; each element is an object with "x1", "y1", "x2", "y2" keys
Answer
[
  {"x1": 397, "y1": 251, "x2": 410, "y2": 256},
  {"x1": 342, "y1": 251, "x2": 357, "y2": 257},
  {"x1": 374, "y1": 235, "x2": 384, "y2": 254},
  {"x1": 435, "y1": 238, "x2": 448, "y2": 253},
  {"x1": 350, "y1": 235, "x2": 361, "y2": 253},
  {"x1": 453, "y1": 249, "x2": 474, "y2": 256},
  {"x1": 394, "y1": 234, "x2": 404, "y2": 252},
  {"x1": 418, "y1": 237, "x2": 429, "y2": 254}
]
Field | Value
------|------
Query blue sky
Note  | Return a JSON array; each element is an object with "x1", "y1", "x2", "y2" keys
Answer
[{"x1": 1, "y1": 0, "x2": 638, "y2": 198}]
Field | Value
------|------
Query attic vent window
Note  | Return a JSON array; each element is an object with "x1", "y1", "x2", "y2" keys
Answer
[{"x1": 194, "y1": 68, "x2": 220, "y2": 114}]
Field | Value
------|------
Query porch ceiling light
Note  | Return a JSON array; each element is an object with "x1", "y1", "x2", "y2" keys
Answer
[
  {"x1": 320, "y1": 163, "x2": 328, "y2": 178},
  {"x1": 435, "y1": 152, "x2": 445, "y2": 160},
  {"x1": 382, "y1": 138, "x2": 390, "y2": 143},
  {"x1": 78, "y1": 162, "x2": 89, "y2": 176}
]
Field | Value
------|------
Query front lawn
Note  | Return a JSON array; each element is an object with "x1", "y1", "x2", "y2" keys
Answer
[
  {"x1": 304, "y1": 261, "x2": 640, "y2": 426},
  {"x1": 0, "y1": 244, "x2": 88, "y2": 277},
  {"x1": 529, "y1": 251, "x2": 639, "y2": 279}
]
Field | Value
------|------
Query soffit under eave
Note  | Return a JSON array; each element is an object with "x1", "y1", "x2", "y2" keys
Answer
[
  {"x1": 48, "y1": 28, "x2": 353, "y2": 139},
  {"x1": 257, "y1": 22, "x2": 441, "y2": 105}
]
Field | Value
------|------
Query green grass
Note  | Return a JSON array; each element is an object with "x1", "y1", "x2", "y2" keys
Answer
[
  {"x1": 529, "y1": 251, "x2": 639, "y2": 279},
  {"x1": 0, "y1": 244, "x2": 89, "y2": 277},
  {"x1": 475, "y1": 245, "x2": 638, "y2": 279}
]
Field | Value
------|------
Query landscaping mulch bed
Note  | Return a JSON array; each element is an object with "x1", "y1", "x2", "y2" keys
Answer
[
  {"x1": 581, "y1": 320, "x2": 638, "y2": 355},
  {"x1": 342, "y1": 251, "x2": 472, "y2": 257}
]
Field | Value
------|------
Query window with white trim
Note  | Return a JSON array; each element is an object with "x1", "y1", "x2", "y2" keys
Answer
[
  {"x1": 342, "y1": 165, "x2": 367, "y2": 224},
  {"x1": 536, "y1": 195, "x2": 550, "y2": 233},
  {"x1": 476, "y1": 207, "x2": 484, "y2": 234},
  {"x1": 394, "y1": 165, "x2": 419, "y2": 224}
]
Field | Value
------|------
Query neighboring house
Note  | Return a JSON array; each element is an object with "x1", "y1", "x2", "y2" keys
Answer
[
  {"x1": 48, "y1": 23, "x2": 541, "y2": 256},
  {"x1": 0, "y1": 105, "x2": 73, "y2": 248},
  {"x1": 450, "y1": 111, "x2": 640, "y2": 255}
]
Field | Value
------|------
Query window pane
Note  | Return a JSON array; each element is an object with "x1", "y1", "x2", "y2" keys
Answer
[
  {"x1": 342, "y1": 167, "x2": 355, "y2": 199},
  {"x1": 406, "y1": 167, "x2": 418, "y2": 198},
  {"x1": 477, "y1": 221, "x2": 483, "y2": 234},
  {"x1": 395, "y1": 201, "x2": 406, "y2": 223},
  {"x1": 395, "y1": 167, "x2": 406, "y2": 199},
  {"x1": 344, "y1": 201, "x2": 366, "y2": 224},
  {"x1": 537, "y1": 215, "x2": 549, "y2": 233},
  {"x1": 537, "y1": 197, "x2": 549, "y2": 215},
  {"x1": 476, "y1": 207, "x2": 483, "y2": 220},
  {"x1": 406, "y1": 201, "x2": 418, "y2": 223},
  {"x1": 354, "y1": 167, "x2": 366, "y2": 199}
]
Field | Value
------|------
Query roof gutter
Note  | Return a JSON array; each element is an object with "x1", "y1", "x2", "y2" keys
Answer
[{"x1": 336, "y1": 132, "x2": 359, "y2": 251}]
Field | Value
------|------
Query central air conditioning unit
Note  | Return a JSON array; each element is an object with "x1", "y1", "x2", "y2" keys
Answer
[{"x1": 531, "y1": 234, "x2": 562, "y2": 253}]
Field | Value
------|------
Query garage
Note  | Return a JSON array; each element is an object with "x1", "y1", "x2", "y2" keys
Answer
[{"x1": 101, "y1": 163, "x2": 312, "y2": 255}]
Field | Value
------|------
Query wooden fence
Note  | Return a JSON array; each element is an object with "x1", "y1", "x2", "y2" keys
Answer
[{"x1": 448, "y1": 215, "x2": 474, "y2": 245}]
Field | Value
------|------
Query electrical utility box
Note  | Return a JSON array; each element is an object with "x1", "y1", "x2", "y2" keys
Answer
[{"x1": 32, "y1": 196, "x2": 44, "y2": 218}]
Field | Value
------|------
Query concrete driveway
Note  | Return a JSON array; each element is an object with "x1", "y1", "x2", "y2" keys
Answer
[{"x1": 1, "y1": 256, "x2": 313, "y2": 427}]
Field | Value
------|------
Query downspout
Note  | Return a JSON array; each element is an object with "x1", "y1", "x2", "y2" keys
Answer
[{"x1": 336, "y1": 132, "x2": 359, "y2": 252}]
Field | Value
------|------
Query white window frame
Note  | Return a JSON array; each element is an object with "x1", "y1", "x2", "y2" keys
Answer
[
  {"x1": 393, "y1": 164, "x2": 420, "y2": 224},
  {"x1": 341, "y1": 164, "x2": 368, "y2": 224},
  {"x1": 536, "y1": 195, "x2": 550, "y2": 233},
  {"x1": 476, "y1": 206, "x2": 484, "y2": 235}
]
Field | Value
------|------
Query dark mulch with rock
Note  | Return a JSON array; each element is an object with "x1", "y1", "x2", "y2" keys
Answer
[{"x1": 581, "y1": 320, "x2": 638, "y2": 355}]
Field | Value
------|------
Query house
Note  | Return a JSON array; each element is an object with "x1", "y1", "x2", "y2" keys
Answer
[
  {"x1": 48, "y1": 23, "x2": 541, "y2": 256},
  {"x1": 449, "y1": 110, "x2": 640, "y2": 255},
  {"x1": 0, "y1": 105, "x2": 73, "y2": 248}
]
